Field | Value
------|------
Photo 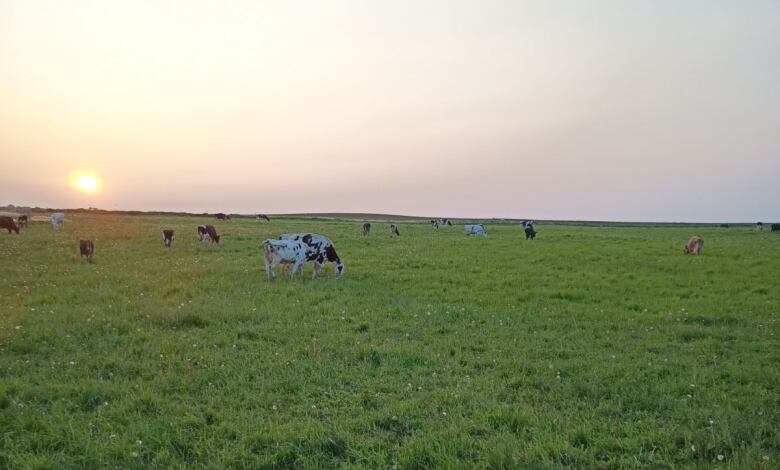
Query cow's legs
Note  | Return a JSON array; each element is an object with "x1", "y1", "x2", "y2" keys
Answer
[
  {"x1": 291, "y1": 260, "x2": 305, "y2": 278},
  {"x1": 312, "y1": 261, "x2": 323, "y2": 279}
]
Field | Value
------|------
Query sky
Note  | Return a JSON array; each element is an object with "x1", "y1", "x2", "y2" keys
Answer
[{"x1": 1, "y1": 0, "x2": 778, "y2": 221}]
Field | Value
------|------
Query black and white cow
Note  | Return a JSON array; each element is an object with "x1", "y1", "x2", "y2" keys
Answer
[
  {"x1": 756, "y1": 222, "x2": 763, "y2": 231},
  {"x1": 262, "y1": 239, "x2": 308, "y2": 279},
  {"x1": 390, "y1": 224, "x2": 400, "y2": 237},
  {"x1": 162, "y1": 229, "x2": 175, "y2": 247},
  {"x1": 279, "y1": 233, "x2": 344, "y2": 277},
  {"x1": 772, "y1": 223, "x2": 780, "y2": 232},
  {"x1": 430, "y1": 219, "x2": 439, "y2": 229}
]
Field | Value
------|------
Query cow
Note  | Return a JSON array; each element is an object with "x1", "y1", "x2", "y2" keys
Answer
[
  {"x1": 756, "y1": 222, "x2": 763, "y2": 231},
  {"x1": 51, "y1": 212, "x2": 65, "y2": 230},
  {"x1": 720, "y1": 224, "x2": 729, "y2": 228},
  {"x1": 279, "y1": 233, "x2": 345, "y2": 277},
  {"x1": 256, "y1": 214, "x2": 271, "y2": 222},
  {"x1": 0, "y1": 216, "x2": 20, "y2": 234},
  {"x1": 197, "y1": 225, "x2": 220, "y2": 243},
  {"x1": 79, "y1": 239, "x2": 94, "y2": 262},
  {"x1": 430, "y1": 219, "x2": 439, "y2": 229},
  {"x1": 262, "y1": 239, "x2": 308, "y2": 279},
  {"x1": 524, "y1": 225, "x2": 536, "y2": 240},
  {"x1": 390, "y1": 224, "x2": 400, "y2": 237},
  {"x1": 17, "y1": 215, "x2": 29, "y2": 228},
  {"x1": 772, "y1": 224, "x2": 780, "y2": 232},
  {"x1": 362, "y1": 223, "x2": 371, "y2": 235},
  {"x1": 465, "y1": 224, "x2": 487, "y2": 237},
  {"x1": 162, "y1": 229, "x2": 175, "y2": 247},
  {"x1": 215, "y1": 213, "x2": 231, "y2": 221},
  {"x1": 683, "y1": 236, "x2": 704, "y2": 255},
  {"x1": 441, "y1": 218, "x2": 452, "y2": 226}
]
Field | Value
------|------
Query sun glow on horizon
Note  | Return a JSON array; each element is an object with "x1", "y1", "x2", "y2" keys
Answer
[{"x1": 70, "y1": 172, "x2": 101, "y2": 193}]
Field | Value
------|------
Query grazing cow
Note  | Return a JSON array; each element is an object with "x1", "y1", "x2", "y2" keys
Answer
[
  {"x1": 720, "y1": 224, "x2": 729, "y2": 228},
  {"x1": 362, "y1": 223, "x2": 371, "y2": 235},
  {"x1": 441, "y1": 218, "x2": 452, "y2": 226},
  {"x1": 162, "y1": 229, "x2": 175, "y2": 247},
  {"x1": 464, "y1": 224, "x2": 487, "y2": 237},
  {"x1": 430, "y1": 219, "x2": 439, "y2": 229},
  {"x1": 215, "y1": 213, "x2": 231, "y2": 221},
  {"x1": 772, "y1": 224, "x2": 780, "y2": 232},
  {"x1": 79, "y1": 240, "x2": 94, "y2": 262},
  {"x1": 262, "y1": 239, "x2": 308, "y2": 279},
  {"x1": 256, "y1": 214, "x2": 271, "y2": 222},
  {"x1": 756, "y1": 222, "x2": 763, "y2": 231},
  {"x1": 279, "y1": 233, "x2": 345, "y2": 277},
  {"x1": 51, "y1": 212, "x2": 65, "y2": 230},
  {"x1": 390, "y1": 224, "x2": 400, "y2": 237},
  {"x1": 0, "y1": 216, "x2": 20, "y2": 234},
  {"x1": 17, "y1": 215, "x2": 29, "y2": 228},
  {"x1": 683, "y1": 236, "x2": 704, "y2": 255},
  {"x1": 197, "y1": 225, "x2": 220, "y2": 243}
]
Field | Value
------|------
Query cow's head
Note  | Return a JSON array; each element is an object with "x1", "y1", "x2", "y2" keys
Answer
[
  {"x1": 213, "y1": 235, "x2": 220, "y2": 243},
  {"x1": 335, "y1": 260, "x2": 345, "y2": 276},
  {"x1": 683, "y1": 245, "x2": 690, "y2": 254}
]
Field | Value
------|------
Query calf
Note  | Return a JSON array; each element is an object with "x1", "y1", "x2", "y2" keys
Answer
[
  {"x1": 464, "y1": 224, "x2": 487, "y2": 237},
  {"x1": 262, "y1": 239, "x2": 308, "y2": 279},
  {"x1": 279, "y1": 233, "x2": 345, "y2": 277},
  {"x1": 197, "y1": 225, "x2": 220, "y2": 243},
  {"x1": 683, "y1": 236, "x2": 704, "y2": 255},
  {"x1": 362, "y1": 222, "x2": 371, "y2": 235},
  {"x1": 390, "y1": 224, "x2": 400, "y2": 237},
  {"x1": 162, "y1": 229, "x2": 175, "y2": 247},
  {"x1": 79, "y1": 239, "x2": 94, "y2": 262},
  {"x1": 51, "y1": 212, "x2": 65, "y2": 230},
  {"x1": 256, "y1": 214, "x2": 271, "y2": 222},
  {"x1": 17, "y1": 215, "x2": 29, "y2": 228},
  {"x1": 772, "y1": 224, "x2": 780, "y2": 232},
  {"x1": 0, "y1": 216, "x2": 19, "y2": 234}
]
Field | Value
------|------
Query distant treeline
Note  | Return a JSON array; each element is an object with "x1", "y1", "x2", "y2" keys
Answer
[{"x1": 0, "y1": 205, "x2": 758, "y2": 226}]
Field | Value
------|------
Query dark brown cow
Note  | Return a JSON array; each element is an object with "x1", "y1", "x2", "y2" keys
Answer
[
  {"x1": 80, "y1": 240, "x2": 94, "y2": 262},
  {"x1": 362, "y1": 222, "x2": 371, "y2": 235},
  {"x1": 215, "y1": 213, "x2": 231, "y2": 221},
  {"x1": 17, "y1": 215, "x2": 29, "y2": 228},
  {"x1": 197, "y1": 225, "x2": 220, "y2": 243},
  {"x1": 0, "y1": 216, "x2": 19, "y2": 234},
  {"x1": 256, "y1": 214, "x2": 271, "y2": 222},
  {"x1": 162, "y1": 229, "x2": 175, "y2": 247}
]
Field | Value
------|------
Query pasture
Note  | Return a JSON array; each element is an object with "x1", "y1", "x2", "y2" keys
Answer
[{"x1": 1, "y1": 214, "x2": 778, "y2": 468}]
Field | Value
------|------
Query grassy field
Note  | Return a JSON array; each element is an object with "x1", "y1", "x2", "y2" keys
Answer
[{"x1": 1, "y1": 214, "x2": 778, "y2": 469}]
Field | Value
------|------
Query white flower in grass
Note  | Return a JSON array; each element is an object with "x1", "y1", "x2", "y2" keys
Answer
[
  {"x1": 136, "y1": 440, "x2": 143, "y2": 446},
  {"x1": 717, "y1": 454, "x2": 724, "y2": 461},
  {"x1": 272, "y1": 405, "x2": 277, "y2": 411},
  {"x1": 690, "y1": 445, "x2": 695, "y2": 452},
  {"x1": 132, "y1": 451, "x2": 139, "y2": 458},
  {"x1": 708, "y1": 419, "x2": 714, "y2": 425}
]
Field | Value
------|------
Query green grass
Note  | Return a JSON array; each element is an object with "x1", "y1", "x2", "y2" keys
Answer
[{"x1": 1, "y1": 214, "x2": 778, "y2": 469}]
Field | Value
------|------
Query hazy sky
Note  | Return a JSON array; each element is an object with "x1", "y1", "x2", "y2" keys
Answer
[{"x1": 1, "y1": 1, "x2": 778, "y2": 221}]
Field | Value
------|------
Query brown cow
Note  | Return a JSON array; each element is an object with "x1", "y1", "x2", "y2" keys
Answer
[
  {"x1": 362, "y1": 222, "x2": 371, "y2": 235},
  {"x1": 197, "y1": 225, "x2": 220, "y2": 243},
  {"x1": 17, "y1": 215, "x2": 29, "y2": 228},
  {"x1": 0, "y1": 216, "x2": 19, "y2": 234},
  {"x1": 80, "y1": 240, "x2": 94, "y2": 262},
  {"x1": 683, "y1": 236, "x2": 703, "y2": 255},
  {"x1": 162, "y1": 229, "x2": 175, "y2": 247},
  {"x1": 215, "y1": 213, "x2": 231, "y2": 221}
]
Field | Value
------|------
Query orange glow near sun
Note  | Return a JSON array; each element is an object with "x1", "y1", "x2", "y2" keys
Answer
[{"x1": 70, "y1": 172, "x2": 101, "y2": 193}]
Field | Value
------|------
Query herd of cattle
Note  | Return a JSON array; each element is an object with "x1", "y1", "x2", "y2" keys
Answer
[{"x1": 1, "y1": 213, "x2": 778, "y2": 277}]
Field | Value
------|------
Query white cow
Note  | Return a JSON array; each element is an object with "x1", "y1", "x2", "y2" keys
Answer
[
  {"x1": 262, "y1": 239, "x2": 308, "y2": 279},
  {"x1": 51, "y1": 212, "x2": 65, "y2": 230},
  {"x1": 464, "y1": 224, "x2": 487, "y2": 237}
]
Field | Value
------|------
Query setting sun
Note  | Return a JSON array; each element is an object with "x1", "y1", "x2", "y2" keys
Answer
[{"x1": 70, "y1": 172, "x2": 101, "y2": 193}]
